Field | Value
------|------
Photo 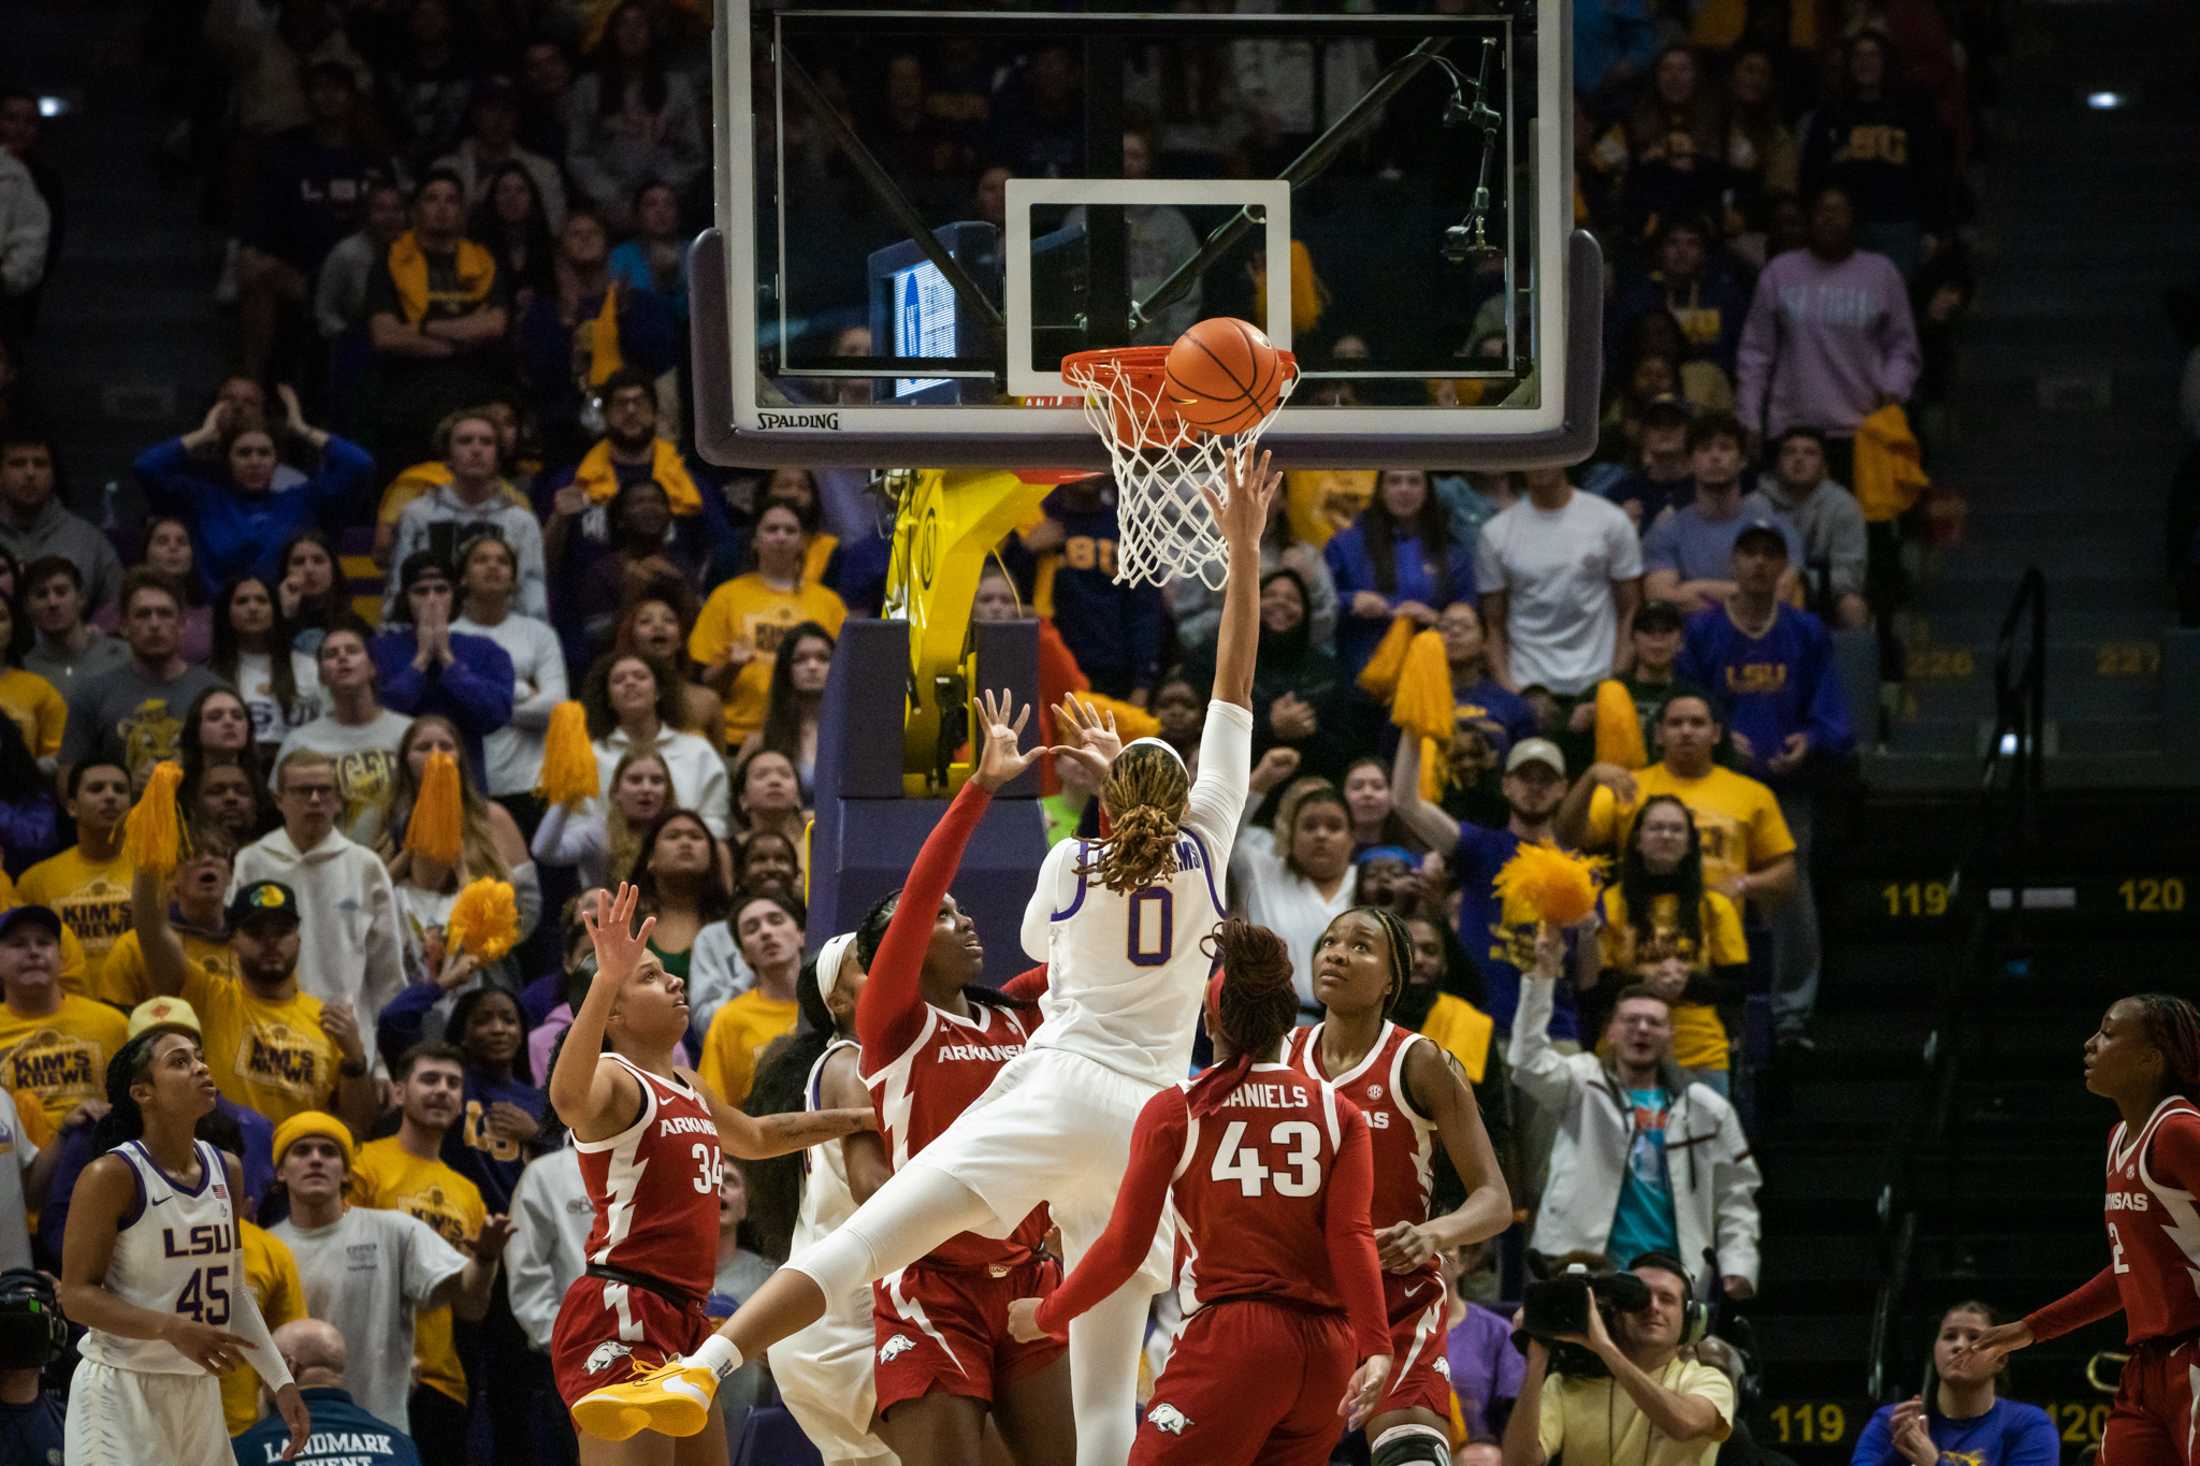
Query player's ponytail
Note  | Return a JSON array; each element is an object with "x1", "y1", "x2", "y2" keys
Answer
[
  {"x1": 2134, "y1": 992, "x2": 2200, "y2": 1099},
  {"x1": 1184, "y1": 919, "x2": 1300, "y2": 1118},
  {"x1": 1079, "y1": 743, "x2": 1189, "y2": 894}
]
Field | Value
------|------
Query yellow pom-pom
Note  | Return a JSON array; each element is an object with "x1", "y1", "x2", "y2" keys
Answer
[
  {"x1": 405, "y1": 751, "x2": 464, "y2": 868},
  {"x1": 1356, "y1": 616, "x2": 1416, "y2": 700},
  {"x1": 1593, "y1": 679, "x2": 1649, "y2": 770},
  {"x1": 447, "y1": 877, "x2": 521, "y2": 961},
  {"x1": 535, "y1": 702, "x2": 599, "y2": 806},
  {"x1": 122, "y1": 762, "x2": 190, "y2": 876},
  {"x1": 1493, "y1": 842, "x2": 1607, "y2": 927},
  {"x1": 1389, "y1": 629, "x2": 1456, "y2": 746}
]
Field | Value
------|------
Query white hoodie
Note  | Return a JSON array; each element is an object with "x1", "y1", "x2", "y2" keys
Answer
[
  {"x1": 1509, "y1": 976, "x2": 1763, "y2": 1294},
  {"x1": 506, "y1": 1149, "x2": 593, "y2": 1350},
  {"x1": 231, "y1": 825, "x2": 405, "y2": 1068}
]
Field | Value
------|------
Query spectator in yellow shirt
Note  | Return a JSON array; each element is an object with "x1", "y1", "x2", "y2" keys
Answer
[
  {"x1": 0, "y1": 598, "x2": 66, "y2": 765},
  {"x1": 348, "y1": 1041, "x2": 514, "y2": 1453},
  {"x1": 131, "y1": 863, "x2": 377, "y2": 1132},
  {"x1": 698, "y1": 892, "x2": 803, "y2": 1109},
  {"x1": 1559, "y1": 692, "x2": 1797, "y2": 911},
  {"x1": 18, "y1": 760, "x2": 134, "y2": 997},
  {"x1": 0, "y1": 904, "x2": 127, "y2": 1130},
  {"x1": 1596, "y1": 796, "x2": 1750, "y2": 1096},
  {"x1": 98, "y1": 833, "x2": 242, "y2": 1009},
  {"x1": 687, "y1": 499, "x2": 847, "y2": 747}
]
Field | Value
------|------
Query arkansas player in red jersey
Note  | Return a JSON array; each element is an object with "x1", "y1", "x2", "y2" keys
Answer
[
  {"x1": 1284, "y1": 906, "x2": 1511, "y2": 1466},
  {"x1": 1007, "y1": 919, "x2": 1394, "y2": 1465},
  {"x1": 1954, "y1": 994, "x2": 2200, "y2": 1466},
  {"x1": 551, "y1": 883, "x2": 876, "y2": 1462},
  {"x1": 850, "y1": 689, "x2": 1072, "y2": 1466}
]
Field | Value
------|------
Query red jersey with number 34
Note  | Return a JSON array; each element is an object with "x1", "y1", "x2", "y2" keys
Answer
[
  {"x1": 573, "y1": 1053, "x2": 722, "y2": 1299},
  {"x1": 2104, "y1": 1096, "x2": 2200, "y2": 1342},
  {"x1": 1285, "y1": 1021, "x2": 1442, "y2": 1291}
]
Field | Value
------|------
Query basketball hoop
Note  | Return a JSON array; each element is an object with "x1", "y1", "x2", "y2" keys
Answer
[{"x1": 1060, "y1": 345, "x2": 1298, "y2": 590}]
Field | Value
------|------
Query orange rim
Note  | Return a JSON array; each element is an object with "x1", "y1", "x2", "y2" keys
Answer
[{"x1": 1060, "y1": 345, "x2": 1298, "y2": 451}]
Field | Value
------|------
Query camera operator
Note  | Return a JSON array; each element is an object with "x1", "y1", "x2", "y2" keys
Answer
[
  {"x1": 1508, "y1": 927, "x2": 1761, "y2": 1302},
  {"x1": 0, "y1": 1267, "x2": 66, "y2": 1462},
  {"x1": 1501, "y1": 1256, "x2": 1735, "y2": 1466}
]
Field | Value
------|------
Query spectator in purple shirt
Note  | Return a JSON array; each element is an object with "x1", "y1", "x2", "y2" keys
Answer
[
  {"x1": 370, "y1": 552, "x2": 515, "y2": 784},
  {"x1": 1735, "y1": 186, "x2": 1922, "y2": 480},
  {"x1": 1444, "y1": 1240, "x2": 1525, "y2": 1438}
]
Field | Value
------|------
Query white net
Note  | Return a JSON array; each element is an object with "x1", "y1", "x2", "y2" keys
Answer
[{"x1": 1061, "y1": 349, "x2": 1297, "y2": 590}]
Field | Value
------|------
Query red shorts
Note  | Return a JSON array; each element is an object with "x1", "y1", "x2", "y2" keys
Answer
[
  {"x1": 550, "y1": 1274, "x2": 714, "y2": 1408},
  {"x1": 1133, "y1": 1298, "x2": 1354, "y2": 1466},
  {"x1": 2104, "y1": 1335, "x2": 2200, "y2": 1466},
  {"x1": 872, "y1": 1255, "x2": 1066, "y2": 1415},
  {"x1": 1374, "y1": 1268, "x2": 1452, "y2": 1420}
]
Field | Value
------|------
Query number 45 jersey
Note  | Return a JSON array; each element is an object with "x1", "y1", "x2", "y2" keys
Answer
[
  {"x1": 574, "y1": 1052, "x2": 722, "y2": 1298},
  {"x1": 79, "y1": 1138, "x2": 241, "y2": 1373}
]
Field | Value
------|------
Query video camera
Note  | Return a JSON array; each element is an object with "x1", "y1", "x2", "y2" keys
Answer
[
  {"x1": 1513, "y1": 1264, "x2": 1652, "y2": 1380},
  {"x1": 0, "y1": 1268, "x2": 68, "y2": 1371}
]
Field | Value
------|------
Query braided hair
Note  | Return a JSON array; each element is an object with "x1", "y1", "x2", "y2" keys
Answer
[
  {"x1": 855, "y1": 889, "x2": 1032, "y2": 1016},
  {"x1": 1186, "y1": 919, "x2": 1300, "y2": 1117},
  {"x1": 1077, "y1": 743, "x2": 1188, "y2": 894},
  {"x1": 91, "y1": 1029, "x2": 192, "y2": 1152},
  {"x1": 2132, "y1": 993, "x2": 2200, "y2": 1099}
]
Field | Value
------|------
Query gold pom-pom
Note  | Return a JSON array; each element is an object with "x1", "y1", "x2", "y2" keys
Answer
[
  {"x1": 1593, "y1": 679, "x2": 1649, "y2": 770},
  {"x1": 1493, "y1": 842, "x2": 1607, "y2": 927},
  {"x1": 405, "y1": 751, "x2": 464, "y2": 868},
  {"x1": 535, "y1": 702, "x2": 599, "y2": 806},
  {"x1": 1389, "y1": 629, "x2": 1455, "y2": 745},
  {"x1": 1356, "y1": 616, "x2": 1417, "y2": 699},
  {"x1": 447, "y1": 877, "x2": 521, "y2": 961},
  {"x1": 122, "y1": 762, "x2": 190, "y2": 876}
]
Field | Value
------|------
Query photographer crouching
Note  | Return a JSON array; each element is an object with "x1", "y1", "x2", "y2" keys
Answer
[{"x1": 1500, "y1": 1255, "x2": 1735, "y2": 1466}]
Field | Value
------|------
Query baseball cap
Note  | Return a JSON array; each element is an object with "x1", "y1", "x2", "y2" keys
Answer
[
  {"x1": 228, "y1": 880, "x2": 303, "y2": 929},
  {"x1": 1734, "y1": 518, "x2": 1790, "y2": 557},
  {"x1": 1632, "y1": 599, "x2": 1686, "y2": 634},
  {"x1": 273, "y1": 1110, "x2": 356, "y2": 1170},
  {"x1": 0, "y1": 906, "x2": 60, "y2": 943},
  {"x1": 1505, "y1": 738, "x2": 1567, "y2": 778},
  {"x1": 1641, "y1": 394, "x2": 1691, "y2": 427},
  {"x1": 128, "y1": 996, "x2": 203, "y2": 1041},
  {"x1": 399, "y1": 550, "x2": 454, "y2": 594}
]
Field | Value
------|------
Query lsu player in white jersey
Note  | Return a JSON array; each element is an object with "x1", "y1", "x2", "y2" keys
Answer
[
  {"x1": 576, "y1": 450, "x2": 1275, "y2": 1466},
  {"x1": 58, "y1": 1019, "x2": 311, "y2": 1463}
]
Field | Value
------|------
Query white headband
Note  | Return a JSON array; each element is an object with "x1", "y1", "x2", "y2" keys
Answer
[
  {"x1": 1119, "y1": 736, "x2": 1186, "y2": 770},
  {"x1": 815, "y1": 932, "x2": 859, "y2": 1006}
]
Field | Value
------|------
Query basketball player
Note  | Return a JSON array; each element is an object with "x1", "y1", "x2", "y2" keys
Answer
[
  {"x1": 848, "y1": 688, "x2": 1067, "y2": 1466},
  {"x1": 757, "y1": 933, "x2": 899, "y2": 1466},
  {"x1": 57, "y1": 1026, "x2": 311, "y2": 1463},
  {"x1": 1951, "y1": 994, "x2": 2200, "y2": 1466},
  {"x1": 577, "y1": 449, "x2": 1276, "y2": 1466},
  {"x1": 547, "y1": 883, "x2": 876, "y2": 1463},
  {"x1": 1283, "y1": 907, "x2": 1512, "y2": 1466},
  {"x1": 1005, "y1": 920, "x2": 1392, "y2": 1463}
]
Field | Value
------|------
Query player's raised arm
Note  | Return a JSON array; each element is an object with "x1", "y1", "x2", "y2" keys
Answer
[
  {"x1": 686, "y1": 1064, "x2": 877, "y2": 1161},
  {"x1": 1198, "y1": 447, "x2": 1281, "y2": 712},
  {"x1": 547, "y1": 884, "x2": 652, "y2": 1138}
]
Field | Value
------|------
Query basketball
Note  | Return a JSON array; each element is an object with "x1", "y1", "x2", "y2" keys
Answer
[{"x1": 1163, "y1": 317, "x2": 1284, "y2": 436}]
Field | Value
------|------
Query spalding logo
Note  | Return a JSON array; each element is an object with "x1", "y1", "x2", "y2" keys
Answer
[
  {"x1": 1148, "y1": 1403, "x2": 1192, "y2": 1435},
  {"x1": 585, "y1": 1341, "x2": 633, "y2": 1374},
  {"x1": 880, "y1": 1335, "x2": 916, "y2": 1364}
]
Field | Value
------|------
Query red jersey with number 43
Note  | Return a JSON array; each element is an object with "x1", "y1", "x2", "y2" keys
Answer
[
  {"x1": 864, "y1": 1001, "x2": 1046, "y2": 1270},
  {"x1": 2104, "y1": 1096, "x2": 2200, "y2": 1341},
  {"x1": 573, "y1": 1053, "x2": 722, "y2": 1299},
  {"x1": 1285, "y1": 1021, "x2": 1442, "y2": 1289}
]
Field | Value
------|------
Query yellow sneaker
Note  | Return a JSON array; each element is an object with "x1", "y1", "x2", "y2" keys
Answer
[{"x1": 572, "y1": 1357, "x2": 718, "y2": 1440}]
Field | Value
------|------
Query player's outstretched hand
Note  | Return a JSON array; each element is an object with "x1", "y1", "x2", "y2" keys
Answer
[
  {"x1": 583, "y1": 883, "x2": 656, "y2": 985},
  {"x1": 1200, "y1": 446, "x2": 1280, "y2": 552},
  {"x1": 973, "y1": 689, "x2": 1044, "y2": 792},
  {"x1": 1339, "y1": 1353, "x2": 1393, "y2": 1430},
  {"x1": 1051, "y1": 696, "x2": 1122, "y2": 785},
  {"x1": 1005, "y1": 1297, "x2": 1048, "y2": 1344},
  {"x1": 1948, "y1": 1320, "x2": 2032, "y2": 1371},
  {"x1": 274, "y1": 1382, "x2": 312, "y2": 1460}
]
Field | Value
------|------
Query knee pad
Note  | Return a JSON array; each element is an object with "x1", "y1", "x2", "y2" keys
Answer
[
  {"x1": 1371, "y1": 1423, "x2": 1452, "y2": 1466},
  {"x1": 788, "y1": 1221, "x2": 878, "y2": 1301}
]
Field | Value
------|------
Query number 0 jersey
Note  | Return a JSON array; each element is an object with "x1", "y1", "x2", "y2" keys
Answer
[
  {"x1": 574, "y1": 1053, "x2": 721, "y2": 1299},
  {"x1": 79, "y1": 1138, "x2": 242, "y2": 1374},
  {"x1": 1020, "y1": 701, "x2": 1253, "y2": 1089}
]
